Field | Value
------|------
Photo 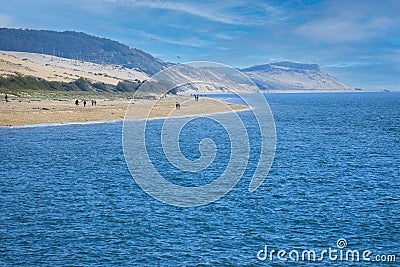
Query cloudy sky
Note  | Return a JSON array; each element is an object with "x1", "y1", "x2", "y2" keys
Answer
[{"x1": 1, "y1": 0, "x2": 399, "y2": 90}]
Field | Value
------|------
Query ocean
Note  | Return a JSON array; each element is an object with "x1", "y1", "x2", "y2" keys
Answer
[{"x1": 0, "y1": 92, "x2": 399, "y2": 266}]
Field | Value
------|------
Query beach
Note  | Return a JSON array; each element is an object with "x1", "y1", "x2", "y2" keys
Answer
[{"x1": 0, "y1": 95, "x2": 247, "y2": 126}]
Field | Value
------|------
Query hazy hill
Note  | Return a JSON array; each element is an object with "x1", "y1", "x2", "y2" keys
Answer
[
  {"x1": 0, "y1": 28, "x2": 167, "y2": 75},
  {"x1": 240, "y1": 62, "x2": 352, "y2": 90},
  {"x1": 158, "y1": 62, "x2": 353, "y2": 94}
]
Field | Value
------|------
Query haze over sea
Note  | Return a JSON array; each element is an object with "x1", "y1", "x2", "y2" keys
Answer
[{"x1": 0, "y1": 92, "x2": 399, "y2": 265}]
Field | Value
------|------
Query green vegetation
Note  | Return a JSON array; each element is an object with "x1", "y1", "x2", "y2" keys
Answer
[
  {"x1": 0, "y1": 75, "x2": 142, "y2": 94},
  {"x1": 0, "y1": 28, "x2": 168, "y2": 75},
  {"x1": 135, "y1": 79, "x2": 176, "y2": 96},
  {"x1": 116, "y1": 80, "x2": 142, "y2": 92},
  {"x1": 0, "y1": 75, "x2": 179, "y2": 99}
]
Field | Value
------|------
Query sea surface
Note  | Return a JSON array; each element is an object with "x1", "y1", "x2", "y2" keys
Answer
[{"x1": 0, "y1": 92, "x2": 399, "y2": 266}]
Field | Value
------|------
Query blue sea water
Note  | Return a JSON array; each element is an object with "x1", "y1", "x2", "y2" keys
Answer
[{"x1": 0, "y1": 92, "x2": 399, "y2": 266}]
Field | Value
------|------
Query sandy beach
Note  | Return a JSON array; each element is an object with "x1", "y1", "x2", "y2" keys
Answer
[{"x1": 0, "y1": 95, "x2": 247, "y2": 126}]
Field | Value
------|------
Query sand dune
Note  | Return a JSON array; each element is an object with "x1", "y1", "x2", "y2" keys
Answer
[{"x1": 0, "y1": 50, "x2": 149, "y2": 85}]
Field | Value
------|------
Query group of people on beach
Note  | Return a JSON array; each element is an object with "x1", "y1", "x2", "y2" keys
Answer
[
  {"x1": 174, "y1": 94, "x2": 207, "y2": 110},
  {"x1": 3, "y1": 95, "x2": 99, "y2": 107},
  {"x1": 193, "y1": 94, "x2": 207, "y2": 101},
  {"x1": 75, "y1": 99, "x2": 96, "y2": 107}
]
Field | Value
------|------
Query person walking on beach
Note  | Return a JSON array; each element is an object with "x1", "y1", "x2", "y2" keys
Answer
[
  {"x1": 91, "y1": 100, "x2": 94, "y2": 106},
  {"x1": 175, "y1": 102, "x2": 180, "y2": 110},
  {"x1": 83, "y1": 100, "x2": 87, "y2": 107},
  {"x1": 5, "y1": 94, "x2": 8, "y2": 103},
  {"x1": 75, "y1": 99, "x2": 79, "y2": 106}
]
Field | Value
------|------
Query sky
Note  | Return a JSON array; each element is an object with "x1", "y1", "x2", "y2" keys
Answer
[{"x1": 0, "y1": 0, "x2": 399, "y2": 90}]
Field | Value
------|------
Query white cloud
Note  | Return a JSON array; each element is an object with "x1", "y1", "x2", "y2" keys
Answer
[
  {"x1": 139, "y1": 1, "x2": 239, "y2": 24},
  {"x1": 129, "y1": 28, "x2": 212, "y2": 48},
  {"x1": 296, "y1": 16, "x2": 393, "y2": 42},
  {"x1": 0, "y1": 14, "x2": 16, "y2": 27},
  {"x1": 110, "y1": 0, "x2": 279, "y2": 25},
  {"x1": 294, "y1": 1, "x2": 399, "y2": 43},
  {"x1": 323, "y1": 62, "x2": 380, "y2": 68}
]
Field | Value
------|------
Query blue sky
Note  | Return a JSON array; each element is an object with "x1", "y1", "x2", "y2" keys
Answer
[{"x1": 0, "y1": 0, "x2": 399, "y2": 90}]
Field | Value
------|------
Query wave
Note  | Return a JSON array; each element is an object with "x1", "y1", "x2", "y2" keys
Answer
[{"x1": 1, "y1": 119, "x2": 123, "y2": 129}]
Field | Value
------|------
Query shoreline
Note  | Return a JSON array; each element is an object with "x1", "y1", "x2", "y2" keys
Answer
[
  {"x1": 263, "y1": 89, "x2": 382, "y2": 94},
  {"x1": 0, "y1": 95, "x2": 248, "y2": 127},
  {"x1": 181, "y1": 89, "x2": 381, "y2": 95},
  {"x1": 4, "y1": 107, "x2": 253, "y2": 129}
]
